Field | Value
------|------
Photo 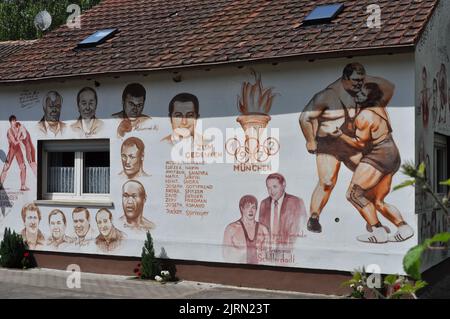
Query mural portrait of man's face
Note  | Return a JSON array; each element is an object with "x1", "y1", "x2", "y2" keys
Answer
[
  {"x1": 73, "y1": 210, "x2": 90, "y2": 238},
  {"x1": 49, "y1": 212, "x2": 66, "y2": 240},
  {"x1": 25, "y1": 210, "x2": 39, "y2": 235},
  {"x1": 266, "y1": 178, "x2": 286, "y2": 201},
  {"x1": 121, "y1": 143, "x2": 143, "y2": 178},
  {"x1": 44, "y1": 93, "x2": 62, "y2": 122},
  {"x1": 355, "y1": 85, "x2": 370, "y2": 104},
  {"x1": 123, "y1": 94, "x2": 145, "y2": 119},
  {"x1": 78, "y1": 89, "x2": 97, "y2": 120},
  {"x1": 344, "y1": 71, "x2": 365, "y2": 96},
  {"x1": 96, "y1": 210, "x2": 113, "y2": 237},
  {"x1": 122, "y1": 181, "x2": 145, "y2": 222},
  {"x1": 9, "y1": 117, "x2": 17, "y2": 128},
  {"x1": 171, "y1": 100, "x2": 198, "y2": 138}
]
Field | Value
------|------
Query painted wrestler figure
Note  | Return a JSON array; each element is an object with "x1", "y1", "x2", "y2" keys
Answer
[
  {"x1": 300, "y1": 63, "x2": 395, "y2": 233},
  {"x1": 17, "y1": 119, "x2": 37, "y2": 176},
  {"x1": 329, "y1": 83, "x2": 414, "y2": 243},
  {"x1": 0, "y1": 116, "x2": 28, "y2": 190}
]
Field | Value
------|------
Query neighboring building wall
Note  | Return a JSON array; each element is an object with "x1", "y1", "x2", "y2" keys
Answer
[
  {"x1": 415, "y1": 0, "x2": 450, "y2": 271},
  {"x1": 0, "y1": 54, "x2": 415, "y2": 274}
]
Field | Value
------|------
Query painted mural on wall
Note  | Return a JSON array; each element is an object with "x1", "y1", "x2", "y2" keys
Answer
[
  {"x1": 0, "y1": 59, "x2": 418, "y2": 273},
  {"x1": 415, "y1": 0, "x2": 450, "y2": 271},
  {"x1": 226, "y1": 73, "x2": 280, "y2": 167},
  {"x1": 300, "y1": 63, "x2": 414, "y2": 244},
  {"x1": 1, "y1": 115, "x2": 36, "y2": 191},
  {"x1": 223, "y1": 173, "x2": 306, "y2": 265}
]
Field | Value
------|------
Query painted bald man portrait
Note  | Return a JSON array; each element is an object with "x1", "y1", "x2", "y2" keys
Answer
[{"x1": 119, "y1": 180, "x2": 155, "y2": 232}]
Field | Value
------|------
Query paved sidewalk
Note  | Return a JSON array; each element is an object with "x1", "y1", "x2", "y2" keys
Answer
[{"x1": 0, "y1": 268, "x2": 338, "y2": 299}]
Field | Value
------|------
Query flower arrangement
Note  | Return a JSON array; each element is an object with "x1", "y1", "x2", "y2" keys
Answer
[{"x1": 342, "y1": 269, "x2": 427, "y2": 299}]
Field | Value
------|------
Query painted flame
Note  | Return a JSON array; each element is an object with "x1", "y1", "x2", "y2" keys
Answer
[{"x1": 238, "y1": 72, "x2": 276, "y2": 115}]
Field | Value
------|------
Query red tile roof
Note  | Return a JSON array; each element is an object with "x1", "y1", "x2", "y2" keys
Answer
[
  {"x1": 0, "y1": 40, "x2": 35, "y2": 61},
  {"x1": 0, "y1": 0, "x2": 438, "y2": 83}
]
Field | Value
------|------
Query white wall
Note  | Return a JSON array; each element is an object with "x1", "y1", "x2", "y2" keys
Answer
[
  {"x1": 0, "y1": 54, "x2": 415, "y2": 274},
  {"x1": 415, "y1": 0, "x2": 450, "y2": 271}
]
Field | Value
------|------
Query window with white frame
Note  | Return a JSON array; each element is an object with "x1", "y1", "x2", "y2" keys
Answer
[
  {"x1": 434, "y1": 134, "x2": 449, "y2": 195},
  {"x1": 40, "y1": 140, "x2": 110, "y2": 201}
]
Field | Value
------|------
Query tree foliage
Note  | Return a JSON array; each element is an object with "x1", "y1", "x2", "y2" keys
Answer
[
  {"x1": 0, "y1": 0, "x2": 102, "y2": 41},
  {"x1": 0, "y1": 227, "x2": 31, "y2": 269},
  {"x1": 140, "y1": 231, "x2": 160, "y2": 279}
]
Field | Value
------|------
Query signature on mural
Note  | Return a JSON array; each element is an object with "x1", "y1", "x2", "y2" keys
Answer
[
  {"x1": 300, "y1": 62, "x2": 414, "y2": 244},
  {"x1": 19, "y1": 89, "x2": 40, "y2": 110}
]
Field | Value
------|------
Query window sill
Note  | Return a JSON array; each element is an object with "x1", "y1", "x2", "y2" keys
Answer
[{"x1": 34, "y1": 199, "x2": 114, "y2": 208}]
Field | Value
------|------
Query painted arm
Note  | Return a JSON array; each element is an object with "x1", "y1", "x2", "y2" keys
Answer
[
  {"x1": 18, "y1": 125, "x2": 27, "y2": 141},
  {"x1": 365, "y1": 76, "x2": 395, "y2": 106},
  {"x1": 7, "y1": 129, "x2": 20, "y2": 146},
  {"x1": 222, "y1": 225, "x2": 243, "y2": 261},
  {"x1": 332, "y1": 113, "x2": 371, "y2": 150},
  {"x1": 299, "y1": 91, "x2": 328, "y2": 153}
]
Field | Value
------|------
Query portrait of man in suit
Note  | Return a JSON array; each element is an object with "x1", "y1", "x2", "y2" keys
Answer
[
  {"x1": 37, "y1": 91, "x2": 67, "y2": 136},
  {"x1": 258, "y1": 173, "x2": 306, "y2": 254},
  {"x1": 71, "y1": 87, "x2": 104, "y2": 137}
]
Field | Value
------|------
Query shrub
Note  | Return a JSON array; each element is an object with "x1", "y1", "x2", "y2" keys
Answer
[
  {"x1": 0, "y1": 228, "x2": 34, "y2": 269},
  {"x1": 139, "y1": 231, "x2": 160, "y2": 279}
]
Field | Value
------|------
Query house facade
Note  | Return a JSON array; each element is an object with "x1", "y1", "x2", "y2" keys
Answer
[{"x1": 0, "y1": 0, "x2": 448, "y2": 292}]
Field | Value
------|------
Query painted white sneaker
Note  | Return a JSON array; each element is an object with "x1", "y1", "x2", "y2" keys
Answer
[
  {"x1": 366, "y1": 223, "x2": 391, "y2": 234},
  {"x1": 388, "y1": 224, "x2": 414, "y2": 242},
  {"x1": 357, "y1": 227, "x2": 388, "y2": 244}
]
